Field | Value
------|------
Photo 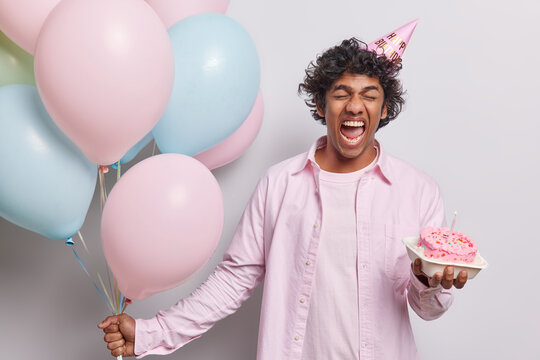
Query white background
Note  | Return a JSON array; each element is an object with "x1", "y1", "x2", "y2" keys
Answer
[{"x1": 1, "y1": 0, "x2": 539, "y2": 359}]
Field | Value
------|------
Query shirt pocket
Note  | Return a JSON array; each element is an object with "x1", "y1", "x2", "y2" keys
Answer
[{"x1": 384, "y1": 224, "x2": 419, "y2": 293}]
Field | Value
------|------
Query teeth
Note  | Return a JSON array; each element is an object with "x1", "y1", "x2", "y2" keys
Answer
[
  {"x1": 343, "y1": 134, "x2": 362, "y2": 143},
  {"x1": 342, "y1": 120, "x2": 364, "y2": 127},
  {"x1": 340, "y1": 131, "x2": 363, "y2": 144}
]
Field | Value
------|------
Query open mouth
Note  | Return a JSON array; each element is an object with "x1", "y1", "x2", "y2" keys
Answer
[{"x1": 339, "y1": 120, "x2": 365, "y2": 144}]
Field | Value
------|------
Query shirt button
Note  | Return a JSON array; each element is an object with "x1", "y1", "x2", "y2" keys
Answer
[
  {"x1": 148, "y1": 341, "x2": 152, "y2": 346},
  {"x1": 306, "y1": 260, "x2": 311, "y2": 266},
  {"x1": 361, "y1": 263, "x2": 367, "y2": 270},
  {"x1": 300, "y1": 298, "x2": 306, "y2": 303},
  {"x1": 313, "y1": 223, "x2": 319, "y2": 228},
  {"x1": 294, "y1": 335, "x2": 300, "y2": 341}
]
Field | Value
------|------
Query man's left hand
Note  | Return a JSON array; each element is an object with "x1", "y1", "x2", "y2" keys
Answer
[{"x1": 412, "y1": 258, "x2": 468, "y2": 289}]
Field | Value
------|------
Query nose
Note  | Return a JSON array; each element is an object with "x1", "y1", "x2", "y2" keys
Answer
[{"x1": 345, "y1": 95, "x2": 365, "y2": 115}]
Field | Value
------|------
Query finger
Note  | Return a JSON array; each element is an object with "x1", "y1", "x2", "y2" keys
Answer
[
  {"x1": 453, "y1": 270, "x2": 468, "y2": 289},
  {"x1": 104, "y1": 332, "x2": 123, "y2": 342},
  {"x1": 429, "y1": 272, "x2": 442, "y2": 288},
  {"x1": 107, "y1": 339, "x2": 126, "y2": 351},
  {"x1": 441, "y1": 266, "x2": 454, "y2": 289},
  {"x1": 98, "y1": 315, "x2": 119, "y2": 329},
  {"x1": 112, "y1": 345, "x2": 126, "y2": 357},
  {"x1": 411, "y1": 258, "x2": 423, "y2": 276},
  {"x1": 103, "y1": 324, "x2": 120, "y2": 333}
]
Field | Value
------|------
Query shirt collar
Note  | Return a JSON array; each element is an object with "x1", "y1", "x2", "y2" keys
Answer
[{"x1": 292, "y1": 136, "x2": 392, "y2": 184}]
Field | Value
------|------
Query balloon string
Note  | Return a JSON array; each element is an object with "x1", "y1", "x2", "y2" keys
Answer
[
  {"x1": 152, "y1": 140, "x2": 157, "y2": 156},
  {"x1": 71, "y1": 247, "x2": 114, "y2": 314},
  {"x1": 117, "y1": 282, "x2": 121, "y2": 314},
  {"x1": 116, "y1": 161, "x2": 121, "y2": 181},
  {"x1": 98, "y1": 168, "x2": 106, "y2": 210},
  {"x1": 113, "y1": 277, "x2": 119, "y2": 314},
  {"x1": 118, "y1": 291, "x2": 124, "y2": 314},
  {"x1": 98, "y1": 165, "x2": 109, "y2": 202},
  {"x1": 112, "y1": 275, "x2": 116, "y2": 311},
  {"x1": 121, "y1": 298, "x2": 128, "y2": 314},
  {"x1": 117, "y1": 285, "x2": 122, "y2": 315},
  {"x1": 98, "y1": 166, "x2": 122, "y2": 319},
  {"x1": 77, "y1": 231, "x2": 90, "y2": 255},
  {"x1": 73, "y1": 232, "x2": 116, "y2": 312},
  {"x1": 96, "y1": 271, "x2": 115, "y2": 312},
  {"x1": 71, "y1": 248, "x2": 90, "y2": 277},
  {"x1": 103, "y1": 167, "x2": 108, "y2": 200},
  {"x1": 105, "y1": 264, "x2": 115, "y2": 312},
  {"x1": 97, "y1": 166, "x2": 115, "y2": 303}
]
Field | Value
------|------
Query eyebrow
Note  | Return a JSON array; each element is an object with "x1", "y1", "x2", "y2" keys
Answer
[{"x1": 331, "y1": 84, "x2": 381, "y2": 93}]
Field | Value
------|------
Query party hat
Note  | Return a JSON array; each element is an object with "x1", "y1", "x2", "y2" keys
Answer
[{"x1": 367, "y1": 19, "x2": 418, "y2": 62}]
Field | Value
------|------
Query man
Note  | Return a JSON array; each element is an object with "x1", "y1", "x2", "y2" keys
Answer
[{"x1": 99, "y1": 37, "x2": 468, "y2": 359}]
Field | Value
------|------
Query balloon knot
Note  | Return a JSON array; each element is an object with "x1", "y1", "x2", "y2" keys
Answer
[
  {"x1": 65, "y1": 237, "x2": 74, "y2": 246},
  {"x1": 99, "y1": 165, "x2": 109, "y2": 174},
  {"x1": 111, "y1": 163, "x2": 118, "y2": 170},
  {"x1": 125, "y1": 298, "x2": 132, "y2": 304}
]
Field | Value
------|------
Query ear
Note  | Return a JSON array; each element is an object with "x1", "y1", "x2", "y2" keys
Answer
[
  {"x1": 381, "y1": 100, "x2": 388, "y2": 119},
  {"x1": 316, "y1": 101, "x2": 325, "y2": 118}
]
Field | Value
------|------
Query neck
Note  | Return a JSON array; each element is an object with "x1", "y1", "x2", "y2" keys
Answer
[{"x1": 315, "y1": 145, "x2": 377, "y2": 173}]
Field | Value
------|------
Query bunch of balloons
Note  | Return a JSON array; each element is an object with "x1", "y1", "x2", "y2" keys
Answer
[{"x1": 0, "y1": 0, "x2": 262, "y2": 301}]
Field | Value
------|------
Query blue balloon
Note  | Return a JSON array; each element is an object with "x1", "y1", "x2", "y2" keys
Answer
[
  {"x1": 152, "y1": 13, "x2": 260, "y2": 156},
  {"x1": 118, "y1": 131, "x2": 153, "y2": 165},
  {"x1": 0, "y1": 85, "x2": 97, "y2": 240}
]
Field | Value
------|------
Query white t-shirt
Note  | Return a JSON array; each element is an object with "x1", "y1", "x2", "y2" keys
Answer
[{"x1": 302, "y1": 149, "x2": 378, "y2": 359}]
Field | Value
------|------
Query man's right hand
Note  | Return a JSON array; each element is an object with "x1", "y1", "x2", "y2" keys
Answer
[{"x1": 98, "y1": 314, "x2": 136, "y2": 358}]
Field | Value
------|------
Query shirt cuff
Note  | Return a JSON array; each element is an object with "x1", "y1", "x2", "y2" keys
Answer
[
  {"x1": 409, "y1": 269, "x2": 435, "y2": 290},
  {"x1": 134, "y1": 317, "x2": 202, "y2": 358},
  {"x1": 134, "y1": 317, "x2": 163, "y2": 358},
  {"x1": 409, "y1": 269, "x2": 452, "y2": 307},
  {"x1": 408, "y1": 268, "x2": 453, "y2": 320}
]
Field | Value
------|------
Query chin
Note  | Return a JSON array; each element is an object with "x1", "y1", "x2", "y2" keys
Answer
[
  {"x1": 340, "y1": 149, "x2": 365, "y2": 159},
  {"x1": 339, "y1": 141, "x2": 367, "y2": 157}
]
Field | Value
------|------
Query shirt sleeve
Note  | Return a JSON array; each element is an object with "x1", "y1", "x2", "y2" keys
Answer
[
  {"x1": 407, "y1": 268, "x2": 454, "y2": 321},
  {"x1": 407, "y1": 181, "x2": 453, "y2": 320},
  {"x1": 134, "y1": 176, "x2": 268, "y2": 358}
]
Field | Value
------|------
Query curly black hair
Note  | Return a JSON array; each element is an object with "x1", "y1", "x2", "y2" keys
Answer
[{"x1": 298, "y1": 38, "x2": 405, "y2": 129}]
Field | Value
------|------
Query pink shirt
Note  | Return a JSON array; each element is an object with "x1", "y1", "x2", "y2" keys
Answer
[{"x1": 134, "y1": 137, "x2": 453, "y2": 360}]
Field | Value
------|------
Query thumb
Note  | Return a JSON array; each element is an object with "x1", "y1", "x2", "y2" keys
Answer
[{"x1": 411, "y1": 258, "x2": 423, "y2": 275}]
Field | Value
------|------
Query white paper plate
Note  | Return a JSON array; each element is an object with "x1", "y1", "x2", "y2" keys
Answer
[{"x1": 402, "y1": 236, "x2": 488, "y2": 279}]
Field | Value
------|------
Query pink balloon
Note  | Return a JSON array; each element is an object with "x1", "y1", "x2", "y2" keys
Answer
[
  {"x1": 34, "y1": 0, "x2": 174, "y2": 165},
  {"x1": 0, "y1": 0, "x2": 60, "y2": 54},
  {"x1": 101, "y1": 154, "x2": 223, "y2": 300},
  {"x1": 195, "y1": 92, "x2": 264, "y2": 170},
  {"x1": 146, "y1": 0, "x2": 229, "y2": 29}
]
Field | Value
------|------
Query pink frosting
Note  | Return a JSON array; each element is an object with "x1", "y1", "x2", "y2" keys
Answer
[{"x1": 419, "y1": 227, "x2": 477, "y2": 263}]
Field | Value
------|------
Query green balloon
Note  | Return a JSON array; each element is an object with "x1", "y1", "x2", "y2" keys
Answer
[{"x1": 0, "y1": 31, "x2": 35, "y2": 86}]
